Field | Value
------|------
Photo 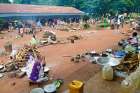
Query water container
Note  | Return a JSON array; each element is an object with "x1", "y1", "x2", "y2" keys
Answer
[
  {"x1": 102, "y1": 65, "x2": 114, "y2": 80},
  {"x1": 69, "y1": 80, "x2": 84, "y2": 93}
]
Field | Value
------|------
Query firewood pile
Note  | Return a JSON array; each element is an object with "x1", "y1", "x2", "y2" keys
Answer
[
  {"x1": 57, "y1": 23, "x2": 81, "y2": 32},
  {"x1": 114, "y1": 53, "x2": 140, "y2": 73},
  {"x1": 0, "y1": 46, "x2": 43, "y2": 73},
  {"x1": 15, "y1": 45, "x2": 40, "y2": 67}
]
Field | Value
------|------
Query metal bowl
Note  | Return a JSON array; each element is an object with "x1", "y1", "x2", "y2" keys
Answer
[
  {"x1": 0, "y1": 65, "x2": 4, "y2": 70},
  {"x1": 0, "y1": 73, "x2": 4, "y2": 78},
  {"x1": 20, "y1": 67, "x2": 26, "y2": 72},
  {"x1": 30, "y1": 88, "x2": 44, "y2": 93},
  {"x1": 44, "y1": 84, "x2": 56, "y2": 93},
  {"x1": 97, "y1": 57, "x2": 120, "y2": 66}
]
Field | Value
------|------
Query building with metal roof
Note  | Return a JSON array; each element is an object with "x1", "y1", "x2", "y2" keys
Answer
[{"x1": 0, "y1": 4, "x2": 84, "y2": 21}]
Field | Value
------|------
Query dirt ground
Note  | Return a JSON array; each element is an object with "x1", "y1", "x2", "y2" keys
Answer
[{"x1": 0, "y1": 24, "x2": 133, "y2": 93}]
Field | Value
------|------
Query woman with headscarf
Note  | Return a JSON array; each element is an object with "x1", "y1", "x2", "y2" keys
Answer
[{"x1": 26, "y1": 53, "x2": 47, "y2": 83}]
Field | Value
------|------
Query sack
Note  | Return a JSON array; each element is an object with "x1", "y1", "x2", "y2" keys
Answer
[
  {"x1": 122, "y1": 66, "x2": 140, "y2": 89},
  {"x1": 30, "y1": 38, "x2": 40, "y2": 46},
  {"x1": 102, "y1": 65, "x2": 113, "y2": 80}
]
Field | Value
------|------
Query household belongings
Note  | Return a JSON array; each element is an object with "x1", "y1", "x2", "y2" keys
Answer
[
  {"x1": 26, "y1": 53, "x2": 47, "y2": 83},
  {"x1": 102, "y1": 65, "x2": 114, "y2": 80},
  {"x1": 72, "y1": 51, "x2": 100, "y2": 63},
  {"x1": 30, "y1": 37, "x2": 40, "y2": 46},
  {"x1": 114, "y1": 53, "x2": 139, "y2": 73},
  {"x1": 69, "y1": 80, "x2": 84, "y2": 93},
  {"x1": 4, "y1": 42, "x2": 12, "y2": 53},
  {"x1": 30, "y1": 88, "x2": 44, "y2": 93},
  {"x1": 44, "y1": 83, "x2": 57, "y2": 93},
  {"x1": 10, "y1": 48, "x2": 18, "y2": 59},
  {"x1": 43, "y1": 31, "x2": 56, "y2": 41},
  {"x1": 134, "y1": 17, "x2": 140, "y2": 31},
  {"x1": 52, "y1": 79, "x2": 63, "y2": 89},
  {"x1": 121, "y1": 65, "x2": 140, "y2": 89},
  {"x1": 15, "y1": 45, "x2": 40, "y2": 68},
  {"x1": 68, "y1": 35, "x2": 82, "y2": 43},
  {"x1": 83, "y1": 51, "x2": 100, "y2": 63},
  {"x1": 0, "y1": 65, "x2": 4, "y2": 70},
  {"x1": 124, "y1": 45, "x2": 136, "y2": 54},
  {"x1": 113, "y1": 51, "x2": 126, "y2": 58},
  {"x1": 97, "y1": 56, "x2": 120, "y2": 66},
  {"x1": 71, "y1": 54, "x2": 81, "y2": 63},
  {"x1": 41, "y1": 31, "x2": 57, "y2": 45},
  {"x1": 4, "y1": 62, "x2": 18, "y2": 72},
  {"x1": 0, "y1": 73, "x2": 4, "y2": 78}
]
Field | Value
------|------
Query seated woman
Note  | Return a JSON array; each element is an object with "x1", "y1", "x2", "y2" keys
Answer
[
  {"x1": 26, "y1": 53, "x2": 47, "y2": 83},
  {"x1": 127, "y1": 32, "x2": 138, "y2": 52}
]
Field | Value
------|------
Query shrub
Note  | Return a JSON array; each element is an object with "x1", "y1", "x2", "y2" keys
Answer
[
  {"x1": 82, "y1": 15, "x2": 90, "y2": 22},
  {"x1": 0, "y1": 18, "x2": 4, "y2": 24},
  {"x1": 0, "y1": 18, "x2": 6, "y2": 31},
  {"x1": 83, "y1": 23, "x2": 90, "y2": 29},
  {"x1": 98, "y1": 19, "x2": 110, "y2": 28},
  {"x1": 99, "y1": 22, "x2": 110, "y2": 28}
]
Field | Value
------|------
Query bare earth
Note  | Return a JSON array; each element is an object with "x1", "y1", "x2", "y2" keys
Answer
[{"x1": 0, "y1": 25, "x2": 131, "y2": 93}]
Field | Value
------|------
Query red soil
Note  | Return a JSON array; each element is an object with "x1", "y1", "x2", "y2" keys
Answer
[{"x1": 0, "y1": 25, "x2": 130, "y2": 93}]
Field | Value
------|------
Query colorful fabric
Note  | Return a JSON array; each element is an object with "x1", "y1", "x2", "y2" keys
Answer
[
  {"x1": 125, "y1": 45, "x2": 136, "y2": 53},
  {"x1": 29, "y1": 61, "x2": 41, "y2": 81},
  {"x1": 26, "y1": 55, "x2": 35, "y2": 78},
  {"x1": 26, "y1": 55, "x2": 44, "y2": 82}
]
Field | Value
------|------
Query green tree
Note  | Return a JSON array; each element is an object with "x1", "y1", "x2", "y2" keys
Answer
[
  {"x1": 121, "y1": 0, "x2": 140, "y2": 12},
  {"x1": 0, "y1": 0, "x2": 10, "y2": 3},
  {"x1": 1, "y1": 0, "x2": 140, "y2": 16}
]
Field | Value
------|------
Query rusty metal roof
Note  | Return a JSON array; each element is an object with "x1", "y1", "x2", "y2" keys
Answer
[{"x1": 0, "y1": 4, "x2": 84, "y2": 14}]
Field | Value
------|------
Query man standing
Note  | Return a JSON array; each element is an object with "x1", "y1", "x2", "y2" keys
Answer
[
  {"x1": 116, "y1": 16, "x2": 121, "y2": 33},
  {"x1": 37, "y1": 20, "x2": 43, "y2": 31}
]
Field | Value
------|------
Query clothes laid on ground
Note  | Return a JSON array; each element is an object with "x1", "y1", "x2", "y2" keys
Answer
[{"x1": 102, "y1": 65, "x2": 113, "y2": 80}]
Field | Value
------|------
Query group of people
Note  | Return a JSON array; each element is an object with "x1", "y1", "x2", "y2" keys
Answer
[
  {"x1": 119, "y1": 31, "x2": 140, "y2": 53},
  {"x1": 110, "y1": 14, "x2": 125, "y2": 32},
  {"x1": 6, "y1": 20, "x2": 44, "y2": 37},
  {"x1": 10, "y1": 45, "x2": 48, "y2": 83},
  {"x1": 6, "y1": 18, "x2": 80, "y2": 36}
]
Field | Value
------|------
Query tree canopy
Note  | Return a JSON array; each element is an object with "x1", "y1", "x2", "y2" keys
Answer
[{"x1": 0, "y1": 0, "x2": 140, "y2": 16}]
